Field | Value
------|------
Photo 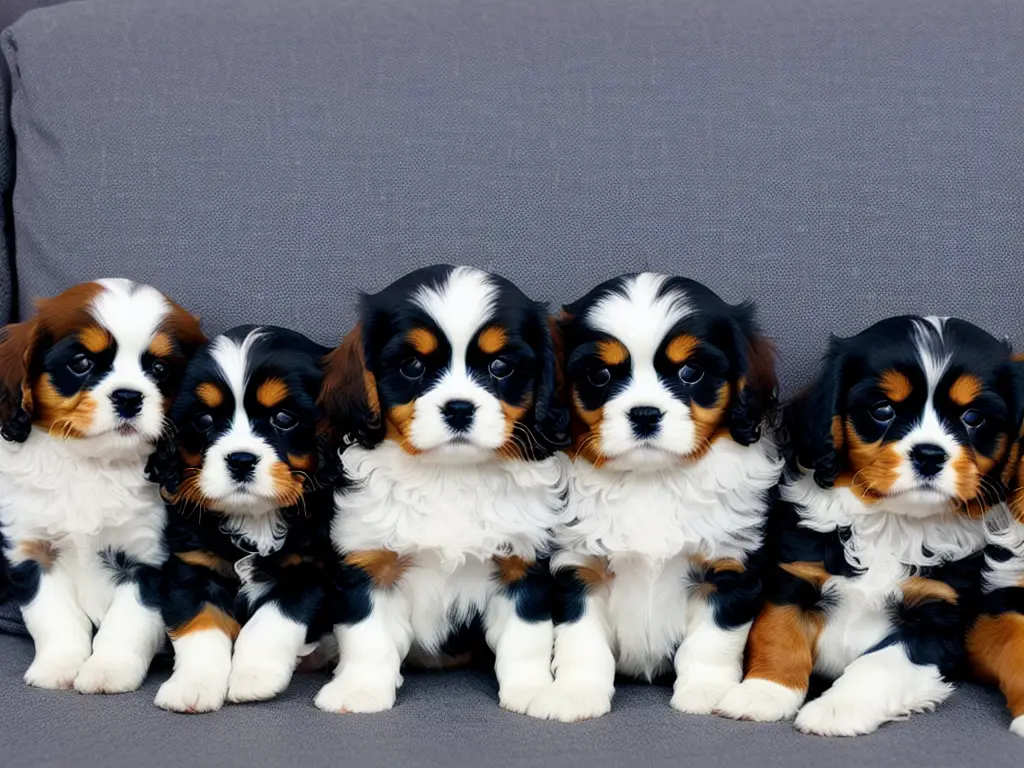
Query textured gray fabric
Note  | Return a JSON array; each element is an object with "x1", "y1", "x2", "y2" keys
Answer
[
  {"x1": 0, "y1": 633, "x2": 1019, "y2": 768},
  {"x1": 4, "y1": 0, "x2": 1023, "y2": 394}
]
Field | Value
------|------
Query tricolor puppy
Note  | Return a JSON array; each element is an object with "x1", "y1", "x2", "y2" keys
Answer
[
  {"x1": 717, "y1": 316, "x2": 1015, "y2": 736},
  {"x1": 150, "y1": 326, "x2": 340, "y2": 713},
  {"x1": 529, "y1": 273, "x2": 781, "y2": 722},
  {"x1": 314, "y1": 265, "x2": 569, "y2": 715},
  {"x1": 968, "y1": 357, "x2": 1024, "y2": 736},
  {"x1": 0, "y1": 279, "x2": 203, "y2": 693}
]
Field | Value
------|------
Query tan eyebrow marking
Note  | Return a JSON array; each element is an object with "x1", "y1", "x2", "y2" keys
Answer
[
  {"x1": 256, "y1": 377, "x2": 289, "y2": 408},
  {"x1": 665, "y1": 334, "x2": 699, "y2": 364},
  {"x1": 949, "y1": 373, "x2": 983, "y2": 407},
  {"x1": 478, "y1": 326, "x2": 507, "y2": 355},
  {"x1": 879, "y1": 369, "x2": 913, "y2": 403},
  {"x1": 407, "y1": 327, "x2": 438, "y2": 356},
  {"x1": 79, "y1": 326, "x2": 112, "y2": 354},
  {"x1": 597, "y1": 339, "x2": 629, "y2": 366},
  {"x1": 148, "y1": 331, "x2": 174, "y2": 358},
  {"x1": 196, "y1": 382, "x2": 224, "y2": 408}
]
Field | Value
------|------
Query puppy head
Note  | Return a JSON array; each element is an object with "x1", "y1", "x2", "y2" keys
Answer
[
  {"x1": 0, "y1": 279, "x2": 203, "y2": 453},
  {"x1": 789, "y1": 316, "x2": 1016, "y2": 517},
  {"x1": 161, "y1": 326, "x2": 333, "y2": 515},
  {"x1": 320, "y1": 265, "x2": 566, "y2": 463},
  {"x1": 560, "y1": 273, "x2": 776, "y2": 470}
]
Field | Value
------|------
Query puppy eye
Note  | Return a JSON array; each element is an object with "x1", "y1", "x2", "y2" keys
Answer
[
  {"x1": 869, "y1": 402, "x2": 896, "y2": 424},
  {"x1": 67, "y1": 354, "x2": 93, "y2": 376},
  {"x1": 678, "y1": 364, "x2": 704, "y2": 385},
  {"x1": 400, "y1": 357, "x2": 425, "y2": 381},
  {"x1": 588, "y1": 368, "x2": 611, "y2": 387},
  {"x1": 488, "y1": 358, "x2": 514, "y2": 380},
  {"x1": 961, "y1": 409, "x2": 985, "y2": 429},
  {"x1": 149, "y1": 359, "x2": 169, "y2": 381},
  {"x1": 193, "y1": 412, "x2": 214, "y2": 432},
  {"x1": 271, "y1": 410, "x2": 298, "y2": 431}
]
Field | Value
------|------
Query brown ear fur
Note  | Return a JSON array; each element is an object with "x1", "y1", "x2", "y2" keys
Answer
[
  {"x1": 0, "y1": 320, "x2": 38, "y2": 442},
  {"x1": 318, "y1": 324, "x2": 384, "y2": 447}
]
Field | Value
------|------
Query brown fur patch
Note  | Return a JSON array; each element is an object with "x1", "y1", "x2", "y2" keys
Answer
[
  {"x1": 0, "y1": 320, "x2": 38, "y2": 424},
  {"x1": 407, "y1": 327, "x2": 439, "y2": 356},
  {"x1": 168, "y1": 604, "x2": 240, "y2": 641},
  {"x1": 79, "y1": 326, "x2": 112, "y2": 354},
  {"x1": 287, "y1": 452, "x2": 316, "y2": 472},
  {"x1": 147, "y1": 331, "x2": 174, "y2": 358},
  {"x1": 690, "y1": 383, "x2": 731, "y2": 454},
  {"x1": 665, "y1": 334, "x2": 699, "y2": 364},
  {"x1": 597, "y1": 339, "x2": 629, "y2": 367},
  {"x1": 950, "y1": 445, "x2": 982, "y2": 513},
  {"x1": 176, "y1": 551, "x2": 236, "y2": 580},
  {"x1": 570, "y1": 390, "x2": 605, "y2": 466},
  {"x1": 494, "y1": 555, "x2": 531, "y2": 584},
  {"x1": 179, "y1": 446, "x2": 203, "y2": 468},
  {"x1": 384, "y1": 401, "x2": 419, "y2": 454},
  {"x1": 743, "y1": 602, "x2": 824, "y2": 693},
  {"x1": 968, "y1": 613, "x2": 1024, "y2": 718},
  {"x1": 879, "y1": 369, "x2": 913, "y2": 403},
  {"x1": 901, "y1": 576, "x2": 958, "y2": 607},
  {"x1": 842, "y1": 418, "x2": 901, "y2": 500},
  {"x1": 18, "y1": 540, "x2": 57, "y2": 571},
  {"x1": 319, "y1": 325, "x2": 380, "y2": 441},
  {"x1": 269, "y1": 460, "x2": 305, "y2": 507},
  {"x1": 779, "y1": 561, "x2": 831, "y2": 589},
  {"x1": 33, "y1": 375, "x2": 97, "y2": 438},
  {"x1": 575, "y1": 556, "x2": 614, "y2": 589},
  {"x1": 345, "y1": 550, "x2": 411, "y2": 588},
  {"x1": 830, "y1": 415, "x2": 844, "y2": 450},
  {"x1": 195, "y1": 382, "x2": 224, "y2": 408},
  {"x1": 949, "y1": 373, "x2": 983, "y2": 407},
  {"x1": 478, "y1": 326, "x2": 507, "y2": 355},
  {"x1": 498, "y1": 397, "x2": 534, "y2": 460},
  {"x1": 975, "y1": 434, "x2": 1006, "y2": 479},
  {"x1": 256, "y1": 377, "x2": 289, "y2": 408}
]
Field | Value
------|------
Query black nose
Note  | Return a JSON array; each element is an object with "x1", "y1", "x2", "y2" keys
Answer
[
  {"x1": 910, "y1": 443, "x2": 947, "y2": 478},
  {"x1": 628, "y1": 406, "x2": 663, "y2": 438},
  {"x1": 110, "y1": 389, "x2": 144, "y2": 418},
  {"x1": 226, "y1": 452, "x2": 259, "y2": 482},
  {"x1": 441, "y1": 400, "x2": 477, "y2": 432}
]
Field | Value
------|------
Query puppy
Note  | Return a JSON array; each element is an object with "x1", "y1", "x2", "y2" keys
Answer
[
  {"x1": 313, "y1": 265, "x2": 569, "y2": 715},
  {"x1": 526, "y1": 273, "x2": 781, "y2": 722},
  {"x1": 150, "y1": 326, "x2": 339, "y2": 713},
  {"x1": 717, "y1": 316, "x2": 1014, "y2": 736},
  {"x1": 968, "y1": 356, "x2": 1024, "y2": 736},
  {"x1": 0, "y1": 279, "x2": 203, "y2": 692}
]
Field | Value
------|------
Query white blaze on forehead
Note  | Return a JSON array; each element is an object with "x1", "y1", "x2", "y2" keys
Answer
[
  {"x1": 210, "y1": 329, "x2": 266, "y2": 405},
  {"x1": 912, "y1": 317, "x2": 952, "y2": 397},
  {"x1": 411, "y1": 267, "x2": 498, "y2": 367},
  {"x1": 89, "y1": 278, "x2": 170, "y2": 348},
  {"x1": 586, "y1": 273, "x2": 693, "y2": 362}
]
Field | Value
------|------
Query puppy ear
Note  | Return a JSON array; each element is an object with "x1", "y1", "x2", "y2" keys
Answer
[
  {"x1": 786, "y1": 337, "x2": 848, "y2": 488},
  {"x1": 318, "y1": 324, "x2": 384, "y2": 449},
  {"x1": 1000, "y1": 356, "x2": 1024, "y2": 490},
  {"x1": 719, "y1": 303, "x2": 778, "y2": 446},
  {"x1": 0, "y1": 320, "x2": 38, "y2": 443},
  {"x1": 144, "y1": 431, "x2": 182, "y2": 498},
  {"x1": 530, "y1": 310, "x2": 570, "y2": 450}
]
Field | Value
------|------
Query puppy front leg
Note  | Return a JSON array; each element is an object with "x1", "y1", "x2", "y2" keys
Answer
[
  {"x1": 154, "y1": 604, "x2": 238, "y2": 714},
  {"x1": 671, "y1": 597, "x2": 750, "y2": 715},
  {"x1": 967, "y1": 612, "x2": 1024, "y2": 737}
]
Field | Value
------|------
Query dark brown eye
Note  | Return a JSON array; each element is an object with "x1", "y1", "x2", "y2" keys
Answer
[
  {"x1": 149, "y1": 359, "x2": 169, "y2": 381},
  {"x1": 271, "y1": 410, "x2": 298, "y2": 430},
  {"x1": 870, "y1": 403, "x2": 895, "y2": 424},
  {"x1": 588, "y1": 368, "x2": 611, "y2": 387},
  {"x1": 961, "y1": 409, "x2": 985, "y2": 429},
  {"x1": 193, "y1": 412, "x2": 214, "y2": 432},
  {"x1": 400, "y1": 357, "x2": 425, "y2": 380},
  {"x1": 678, "y1": 364, "x2": 704, "y2": 384},
  {"x1": 68, "y1": 354, "x2": 93, "y2": 376},
  {"x1": 488, "y1": 358, "x2": 513, "y2": 380}
]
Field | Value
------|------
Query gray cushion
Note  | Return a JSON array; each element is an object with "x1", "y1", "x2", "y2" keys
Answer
[
  {"x1": 0, "y1": 633, "x2": 1020, "y2": 768},
  {"x1": 4, "y1": 0, "x2": 1022, "y2": 395}
]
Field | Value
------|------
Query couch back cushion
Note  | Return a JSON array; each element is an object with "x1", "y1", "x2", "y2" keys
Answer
[{"x1": 3, "y1": 0, "x2": 1022, "y2": 393}]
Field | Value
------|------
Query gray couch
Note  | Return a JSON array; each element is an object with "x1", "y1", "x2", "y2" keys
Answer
[{"x1": 1, "y1": 1, "x2": 1021, "y2": 765}]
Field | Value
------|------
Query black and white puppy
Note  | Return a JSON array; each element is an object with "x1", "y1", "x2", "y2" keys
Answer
[
  {"x1": 0, "y1": 279, "x2": 204, "y2": 692},
  {"x1": 314, "y1": 265, "x2": 569, "y2": 715},
  {"x1": 718, "y1": 316, "x2": 1014, "y2": 736},
  {"x1": 151, "y1": 326, "x2": 339, "y2": 713},
  {"x1": 530, "y1": 273, "x2": 782, "y2": 721}
]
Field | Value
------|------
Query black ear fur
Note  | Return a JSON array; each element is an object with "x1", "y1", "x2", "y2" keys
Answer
[
  {"x1": 785, "y1": 337, "x2": 847, "y2": 488},
  {"x1": 717, "y1": 303, "x2": 778, "y2": 447},
  {"x1": 318, "y1": 318, "x2": 385, "y2": 450},
  {"x1": 145, "y1": 431, "x2": 183, "y2": 498},
  {"x1": 530, "y1": 308, "x2": 571, "y2": 451},
  {"x1": 0, "y1": 321, "x2": 36, "y2": 444}
]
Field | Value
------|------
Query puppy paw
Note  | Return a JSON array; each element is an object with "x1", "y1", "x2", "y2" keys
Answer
[
  {"x1": 715, "y1": 679, "x2": 804, "y2": 722},
  {"x1": 227, "y1": 659, "x2": 293, "y2": 703},
  {"x1": 671, "y1": 679, "x2": 734, "y2": 715},
  {"x1": 499, "y1": 683, "x2": 550, "y2": 715},
  {"x1": 154, "y1": 674, "x2": 227, "y2": 714},
  {"x1": 24, "y1": 650, "x2": 90, "y2": 690},
  {"x1": 794, "y1": 693, "x2": 886, "y2": 737},
  {"x1": 73, "y1": 654, "x2": 147, "y2": 694},
  {"x1": 314, "y1": 677, "x2": 396, "y2": 714},
  {"x1": 526, "y1": 682, "x2": 612, "y2": 722},
  {"x1": 1010, "y1": 715, "x2": 1024, "y2": 738}
]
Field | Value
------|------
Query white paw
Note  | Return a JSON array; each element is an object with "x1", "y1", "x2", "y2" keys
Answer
[
  {"x1": 154, "y1": 674, "x2": 228, "y2": 714},
  {"x1": 73, "y1": 654, "x2": 147, "y2": 694},
  {"x1": 499, "y1": 683, "x2": 550, "y2": 715},
  {"x1": 1010, "y1": 715, "x2": 1024, "y2": 738},
  {"x1": 715, "y1": 679, "x2": 804, "y2": 722},
  {"x1": 526, "y1": 682, "x2": 613, "y2": 722},
  {"x1": 671, "y1": 679, "x2": 735, "y2": 715},
  {"x1": 314, "y1": 677, "x2": 396, "y2": 714},
  {"x1": 794, "y1": 693, "x2": 887, "y2": 737},
  {"x1": 227, "y1": 659, "x2": 294, "y2": 703},
  {"x1": 24, "y1": 650, "x2": 90, "y2": 690}
]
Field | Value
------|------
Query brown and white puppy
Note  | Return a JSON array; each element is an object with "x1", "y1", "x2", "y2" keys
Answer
[{"x1": 0, "y1": 279, "x2": 203, "y2": 693}]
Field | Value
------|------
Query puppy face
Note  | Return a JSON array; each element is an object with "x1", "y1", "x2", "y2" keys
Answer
[
  {"x1": 791, "y1": 316, "x2": 1016, "y2": 516},
  {"x1": 320, "y1": 265, "x2": 564, "y2": 463},
  {"x1": 561, "y1": 273, "x2": 776, "y2": 470},
  {"x1": 0, "y1": 279, "x2": 204, "y2": 451},
  {"x1": 165, "y1": 327, "x2": 331, "y2": 515}
]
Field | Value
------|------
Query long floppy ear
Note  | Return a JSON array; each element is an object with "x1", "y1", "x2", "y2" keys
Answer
[
  {"x1": 530, "y1": 310, "x2": 570, "y2": 450},
  {"x1": 1001, "y1": 356, "x2": 1024, "y2": 491},
  {"x1": 318, "y1": 324, "x2": 384, "y2": 449},
  {"x1": 0, "y1": 320, "x2": 38, "y2": 443},
  {"x1": 144, "y1": 431, "x2": 182, "y2": 498},
  {"x1": 717, "y1": 303, "x2": 778, "y2": 446},
  {"x1": 785, "y1": 336, "x2": 848, "y2": 488}
]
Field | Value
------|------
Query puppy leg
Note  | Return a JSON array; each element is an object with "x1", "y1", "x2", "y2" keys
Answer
[
  {"x1": 967, "y1": 612, "x2": 1024, "y2": 737},
  {"x1": 75, "y1": 579, "x2": 163, "y2": 694},
  {"x1": 19, "y1": 563, "x2": 93, "y2": 690},
  {"x1": 484, "y1": 593, "x2": 554, "y2": 715},
  {"x1": 671, "y1": 597, "x2": 750, "y2": 715},
  {"x1": 794, "y1": 643, "x2": 952, "y2": 737},
  {"x1": 315, "y1": 589, "x2": 411, "y2": 714},
  {"x1": 154, "y1": 605, "x2": 238, "y2": 714},
  {"x1": 228, "y1": 601, "x2": 309, "y2": 703}
]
